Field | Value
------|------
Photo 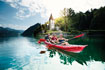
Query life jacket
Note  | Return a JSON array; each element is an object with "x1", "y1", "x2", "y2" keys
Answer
[{"x1": 51, "y1": 36, "x2": 57, "y2": 40}]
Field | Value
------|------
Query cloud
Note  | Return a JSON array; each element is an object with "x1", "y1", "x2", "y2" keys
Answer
[
  {"x1": 16, "y1": 8, "x2": 32, "y2": 20},
  {"x1": 1, "y1": 0, "x2": 105, "y2": 19},
  {"x1": 1, "y1": 0, "x2": 46, "y2": 19},
  {"x1": 42, "y1": 0, "x2": 105, "y2": 18}
]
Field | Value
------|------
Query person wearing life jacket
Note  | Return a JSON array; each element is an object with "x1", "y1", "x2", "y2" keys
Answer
[
  {"x1": 45, "y1": 33, "x2": 51, "y2": 42},
  {"x1": 52, "y1": 34, "x2": 57, "y2": 40},
  {"x1": 51, "y1": 34, "x2": 58, "y2": 44},
  {"x1": 57, "y1": 34, "x2": 69, "y2": 45}
]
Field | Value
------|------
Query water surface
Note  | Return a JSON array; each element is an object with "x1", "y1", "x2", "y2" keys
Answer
[{"x1": 0, "y1": 36, "x2": 105, "y2": 70}]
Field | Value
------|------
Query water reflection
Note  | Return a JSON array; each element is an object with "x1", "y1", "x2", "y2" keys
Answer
[
  {"x1": 47, "y1": 37, "x2": 105, "y2": 68},
  {"x1": 48, "y1": 49, "x2": 87, "y2": 65}
]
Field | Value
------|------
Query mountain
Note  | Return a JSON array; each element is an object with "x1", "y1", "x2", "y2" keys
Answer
[
  {"x1": 0, "y1": 27, "x2": 23, "y2": 37},
  {"x1": 21, "y1": 23, "x2": 42, "y2": 37}
]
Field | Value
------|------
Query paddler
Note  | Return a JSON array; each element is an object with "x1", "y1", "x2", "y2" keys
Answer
[
  {"x1": 45, "y1": 33, "x2": 51, "y2": 42},
  {"x1": 57, "y1": 34, "x2": 69, "y2": 45},
  {"x1": 51, "y1": 34, "x2": 58, "y2": 44}
]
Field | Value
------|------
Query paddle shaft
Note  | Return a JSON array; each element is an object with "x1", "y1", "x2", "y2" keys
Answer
[{"x1": 69, "y1": 34, "x2": 84, "y2": 40}]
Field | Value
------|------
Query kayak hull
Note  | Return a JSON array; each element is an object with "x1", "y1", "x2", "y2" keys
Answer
[{"x1": 38, "y1": 39, "x2": 87, "y2": 53}]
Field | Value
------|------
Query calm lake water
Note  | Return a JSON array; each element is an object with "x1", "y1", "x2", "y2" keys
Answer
[{"x1": 0, "y1": 36, "x2": 105, "y2": 70}]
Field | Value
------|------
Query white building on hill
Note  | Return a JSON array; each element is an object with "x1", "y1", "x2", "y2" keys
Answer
[{"x1": 49, "y1": 14, "x2": 55, "y2": 30}]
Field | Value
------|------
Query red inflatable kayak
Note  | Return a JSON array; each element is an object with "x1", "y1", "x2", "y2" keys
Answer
[{"x1": 38, "y1": 39, "x2": 87, "y2": 53}]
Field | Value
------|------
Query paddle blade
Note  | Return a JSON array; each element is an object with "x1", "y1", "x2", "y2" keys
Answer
[
  {"x1": 38, "y1": 39, "x2": 46, "y2": 44},
  {"x1": 38, "y1": 40, "x2": 41, "y2": 44},
  {"x1": 74, "y1": 34, "x2": 84, "y2": 38}
]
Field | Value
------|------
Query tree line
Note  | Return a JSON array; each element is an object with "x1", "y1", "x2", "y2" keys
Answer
[{"x1": 55, "y1": 7, "x2": 105, "y2": 32}]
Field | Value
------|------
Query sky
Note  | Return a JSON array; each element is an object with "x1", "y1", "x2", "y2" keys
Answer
[{"x1": 0, "y1": 0, "x2": 105, "y2": 30}]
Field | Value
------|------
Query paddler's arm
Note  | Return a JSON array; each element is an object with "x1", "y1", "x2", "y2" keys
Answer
[
  {"x1": 56, "y1": 38, "x2": 60, "y2": 44},
  {"x1": 48, "y1": 36, "x2": 55, "y2": 44},
  {"x1": 63, "y1": 38, "x2": 68, "y2": 42},
  {"x1": 65, "y1": 39, "x2": 68, "y2": 41}
]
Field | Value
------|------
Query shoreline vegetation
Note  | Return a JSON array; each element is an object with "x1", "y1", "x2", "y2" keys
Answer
[
  {"x1": 38, "y1": 6, "x2": 105, "y2": 37},
  {"x1": 20, "y1": 6, "x2": 105, "y2": 38}
]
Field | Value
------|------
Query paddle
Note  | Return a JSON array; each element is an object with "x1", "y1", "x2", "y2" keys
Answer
[{"x1": 69, "y1": 33, "x2": 84, "y2": 40}]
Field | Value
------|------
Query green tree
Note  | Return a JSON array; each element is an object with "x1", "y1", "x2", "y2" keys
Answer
[
  {"x1": 60, "y1": 8, "x2": 69, "y2": 31},
  {"x1": 67, "y1": 8, "x2": 75, "y2": 31},
  {"x1": 54, "y1": 17, "x2": 65, "y2": 30}
]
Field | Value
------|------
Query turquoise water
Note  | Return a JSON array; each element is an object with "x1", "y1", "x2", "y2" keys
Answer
[{"x1": 0, "y1": 36, "x2": 105, "y2": 70}]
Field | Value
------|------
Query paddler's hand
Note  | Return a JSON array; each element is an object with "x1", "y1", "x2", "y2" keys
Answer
[{"x1": 65, "y1": 39, "x2": 68, "y2": 41}]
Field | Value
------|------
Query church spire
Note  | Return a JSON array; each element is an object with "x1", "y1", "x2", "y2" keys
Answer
[{"x1": 49, "y1": 14, "x2": 54, "y2": 21}]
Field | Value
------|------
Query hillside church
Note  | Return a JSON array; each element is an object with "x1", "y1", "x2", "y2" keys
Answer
[{"x1": 49, "y1": 14, "x2": 55, "y2": 30}]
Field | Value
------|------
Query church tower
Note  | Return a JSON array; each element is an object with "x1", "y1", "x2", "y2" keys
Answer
[{"x1": 49, "y1": 14, "x2": 55, "y2": 30}]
